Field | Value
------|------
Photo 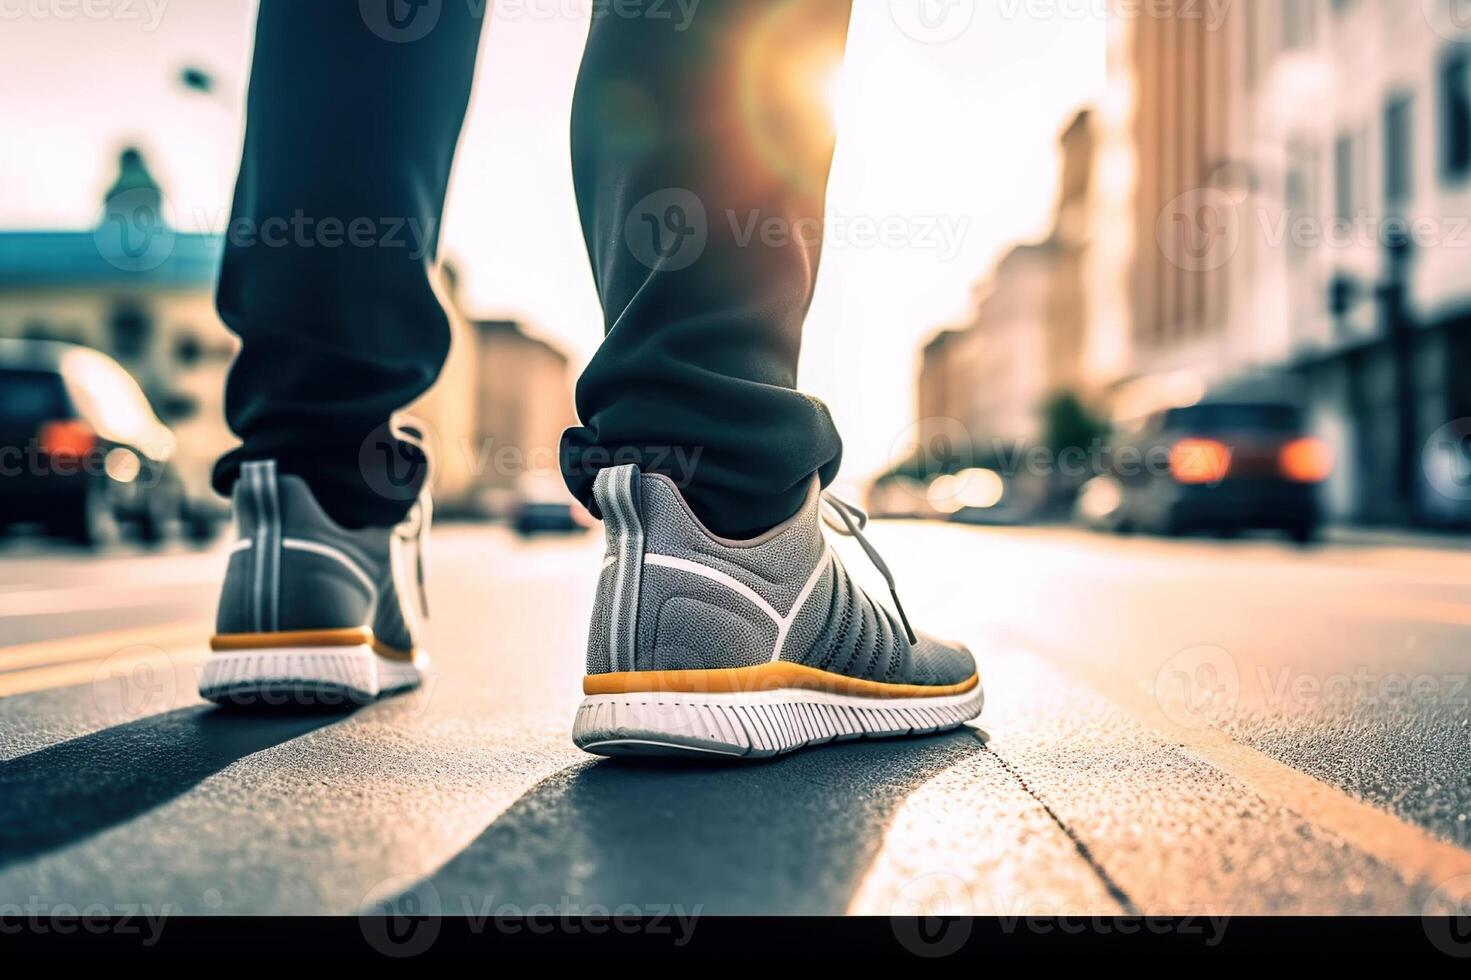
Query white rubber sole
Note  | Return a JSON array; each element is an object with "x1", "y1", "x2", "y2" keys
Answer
[
  {"x1": 198, "y1": 645, "x2": 427, "y2": 708},
  {"x1": 572, "y1": 683, "x2": 984, "y2": 759}
]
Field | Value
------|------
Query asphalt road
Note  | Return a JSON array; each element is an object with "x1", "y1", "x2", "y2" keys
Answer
[{"x1": 0, "y1": 521, "x2": 1468, "y2": 921}]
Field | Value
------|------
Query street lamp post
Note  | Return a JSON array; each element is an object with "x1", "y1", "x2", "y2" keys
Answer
[{"x1": 1379, "y1": 229, "x2": 1419, "y2": 527}]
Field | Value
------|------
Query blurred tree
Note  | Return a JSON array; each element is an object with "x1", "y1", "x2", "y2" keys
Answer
[{"x1": 1042, "y1": 391, "x2": 1107, "y2": 455}]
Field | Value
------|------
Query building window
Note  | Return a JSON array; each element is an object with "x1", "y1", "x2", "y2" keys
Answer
[
  {"x1": 1286, "y1": 167, "x2": 1309, "y2": 266},
  {"x1": 108, "y1": 305, "x2": 152, "y2": 360},
  {"x1": 1384, "y1": 95, "x2": 1413, "y2": 209},
  {"x1": 1281, "y1": 0, "x2": 1316, "y2": 51},
  {"x1": 1441, "y1": 51, "x2": 1471, "y2": 183},
  {"x1": 1335, "y1": 133, "x2": 1356, "y2": 221}
]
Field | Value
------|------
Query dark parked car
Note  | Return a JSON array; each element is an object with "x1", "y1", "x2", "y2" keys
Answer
[
  {"x1": 0, "y1": 339, "x2": 183, "y2": 546},
  {"x1": 1106, "y1": 401, "x2": 1331, "y2": 543},
  {"x1": 511, "y1": 470, "x2": 593, "y2": 535}
]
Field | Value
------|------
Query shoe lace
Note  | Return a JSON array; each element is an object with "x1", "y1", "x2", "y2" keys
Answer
[
  {"x1": 819, "y1": 491, "x2": 917, "y2": 645},
  {"x1": 392, "y1": 420, "x2": 434, "y2": 620}
]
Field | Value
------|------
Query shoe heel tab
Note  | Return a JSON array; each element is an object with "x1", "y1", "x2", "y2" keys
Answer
[
  {"x1": 232, "y1": 460, "x2": 280, "y2": 531},
  {"x1": 228, "y1": 460, "x2": 283, "y2": 633},
  {"x1": 234, "y1": 459, "x2": 276, "y2": 496},
  {"x1": 590, "y1": 464, "x2": 646, "y2": 674},
  {"x1": 275, "y1": 472, "x2": 346, "y2": 531},
  {"x1": 592, "y1": 464, "x2": 644, "y2": 541},
  {"x1": 234, "y1": 461, "x2": 346, "y2": 533}
]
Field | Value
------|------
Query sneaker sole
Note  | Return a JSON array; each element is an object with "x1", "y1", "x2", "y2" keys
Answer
[
  {"x1": 572, "y1": 665, "x2": 983, "y2": 759},
  {"x1": 200, "y1": 630, "x2": 427, "y2": 709}
]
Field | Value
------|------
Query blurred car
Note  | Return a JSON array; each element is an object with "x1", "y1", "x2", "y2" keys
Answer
[
  {"x1": 0, "y1": 339, "x2": 183, "y2": 547},
  {"x1": 1107, "y1": 401, "x2": 1331, "y2": 543},
  {"x1": 511, "y1": 469, "x2": 593, "y2": 535},
  {"x1": 866, "y1": 475, "x2": 933, "y2": 520},
  {"x1": 1075, "y1": 474, "x2": 1128, "y2": 532}
]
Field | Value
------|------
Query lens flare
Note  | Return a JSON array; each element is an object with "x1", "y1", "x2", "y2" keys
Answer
[
  {"x1": 738, "y1": 0, "x2": 850, "y2": 196},
  {"x1": 823, "y1": 63, "x2": 851, "y2": 130}
]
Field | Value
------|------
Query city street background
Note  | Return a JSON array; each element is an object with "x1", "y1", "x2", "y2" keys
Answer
[
  {"x1": 1, "y1": 521, "x2": 1468, "y2": 916},
  {"x1": 1, "y1": 0, "x2": 1470, "y2": 929}
]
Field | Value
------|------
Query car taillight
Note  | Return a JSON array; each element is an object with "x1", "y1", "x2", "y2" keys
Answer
[
  {"x1": 1280, "y1": 437, "x2": 1332, "y2": 483},
  {"x1": 38, "y1": 419, "x2": 96, "y2": 460},
  {"x1": 1169, "y1": 438, "x2": 1233, "y2": 484}
]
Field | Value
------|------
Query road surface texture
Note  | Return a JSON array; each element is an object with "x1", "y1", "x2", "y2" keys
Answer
[{"x1": 0, "y1": 521, "x2": 1468, "y2": 921}]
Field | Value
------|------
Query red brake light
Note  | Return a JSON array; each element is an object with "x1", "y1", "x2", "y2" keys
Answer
[
  {"x1": 38, "y1": 419, "x2": 96, "y2": 460},
  {"x1": 1280, "y1": 437, "x2": 1332, "y2": 483},
  {"x1": 1169, "y1": 438, "x2": 1232, "y2": 485}
]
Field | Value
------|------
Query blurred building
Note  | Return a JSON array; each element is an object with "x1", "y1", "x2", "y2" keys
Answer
[
  {"x1": 1088, "y1": 0, "x2": 1471, "y2": 528},
  {"x1": 465, "y1": 317, "x2": 578, "y2": 513},
  {"x1": 917, "y1": 328, "x2": 963, "y2": 440},
  {"x1": 404, "y1": 262, "x2": 481, "y2": 511},
  {"x1": 956, "y1": 242, "x2": 1057, "y2": 448},
  {"x1": 917, "y1": 110, "x2": 1096, "y2": 455},
  {"x1": 407, "y1": 262, "x2": 578, "y2": 515},
  {"x1": 0, "y1": 148, "x2": 577, "y2": 517},
  {"x1": 0, "y1": 149, "x2": 234, "y2": 503}
]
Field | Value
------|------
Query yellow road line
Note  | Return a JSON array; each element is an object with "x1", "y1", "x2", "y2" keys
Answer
[
  {"x1": 1351, "y1": 597, "x2": 1471, "y2": 628},
  {"x1": 1014, "y1": 630, "x2": 1471, "y2": 887},
  {"x1": 0, "y1": 644, "x2": 209, "y2": 699},
  {"x1": 1, "y1": 621, "x2": 205, "y2": 672}
]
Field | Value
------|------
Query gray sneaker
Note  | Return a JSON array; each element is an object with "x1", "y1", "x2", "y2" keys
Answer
[
  {"x1": 572, "y1": 464, "x2": 983, "y2": 758},
  {"x1": 199, "y1": 460, "x2": 431, "y2": 707}
]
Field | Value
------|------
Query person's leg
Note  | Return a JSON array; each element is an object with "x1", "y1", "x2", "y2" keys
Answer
[
  {"x1": 563, "y1": 0, "x2": 852, "y2": 539},
  {"x1": 212, "y1": 0, "x2": 485, "y2": 528},
  {"x1": 201, "y1": 1, "x2": 482, "y2": 707}
]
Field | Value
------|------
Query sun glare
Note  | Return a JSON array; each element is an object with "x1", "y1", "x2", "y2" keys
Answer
[{"x1": 823, "y1": 63, "x2": 853, "y2": 131}]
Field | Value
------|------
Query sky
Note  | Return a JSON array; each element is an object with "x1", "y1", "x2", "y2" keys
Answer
[{"x1": 0, "y1": 0, "x2": 1105, "y2": 481}]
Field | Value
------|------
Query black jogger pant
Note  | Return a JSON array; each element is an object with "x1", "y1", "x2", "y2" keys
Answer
[{"x1": 213, "y1": 0, "x2": 850, "y2": 538}]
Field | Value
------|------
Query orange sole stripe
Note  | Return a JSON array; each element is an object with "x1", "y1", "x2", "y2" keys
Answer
[
  {"x1": 209, "y1": 628, "x2": 416, "y2": 663},
  {"x1": 583, "y1": 663, "x2": 980, "y2": 699}
]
